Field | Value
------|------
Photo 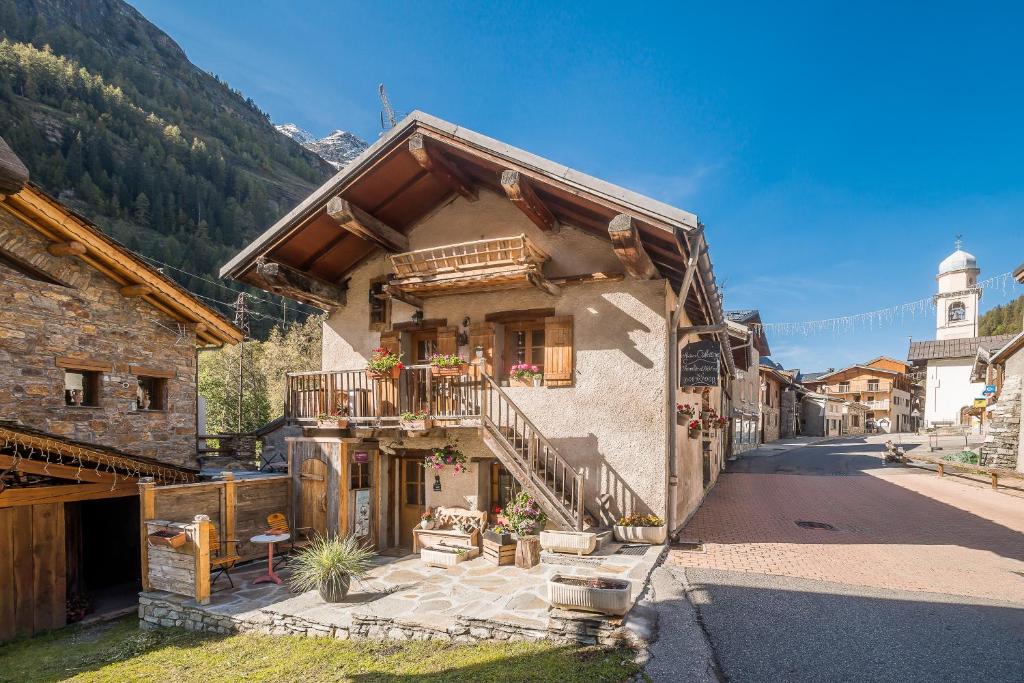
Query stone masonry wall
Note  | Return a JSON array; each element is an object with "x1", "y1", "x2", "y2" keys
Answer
[
  {"x1": 0, "y1": 209, "x2": 198, "y2": 467},
  {"x1": 983, "y1": 374, "x2": 1020, "y2": 469},
  {"x1": 138, "y1": 594, "x2": 633, "y2": 647}
]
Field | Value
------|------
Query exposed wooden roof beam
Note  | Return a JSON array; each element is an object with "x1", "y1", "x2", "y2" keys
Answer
[
  {"x1": 608, "y1": 214, "x2": 659, "y2": 279},
  {"x1": 46, "y1": 240, "x2": 86, "y2": 257},
  {"x1": 0, "y1": 481, "x2": 137, "y2": 507},
  {"x1": 408, "y1": 133, "x2": 478, "y2": 202},
  {"x1": 500, "y1": 170, "x2": 560, "y2": 232},
  {"x1": 253, "y1": 259, "x2": 348, "y2": 310},
  {"x1": 382, "y1": 285, "x2": 423, "y2": 310},
  {"x1": 0, "y1": 453, "x2": 135, "y2": 484},
  {"x1": 119, "y1": 283, "x2": 153, "y2": 298},
  {"x1": 326, "y1": 196, "x2": 409, "y2": 252},
  {"x1": 527, "y1": 271, "x2": 561, "y2": 297}
]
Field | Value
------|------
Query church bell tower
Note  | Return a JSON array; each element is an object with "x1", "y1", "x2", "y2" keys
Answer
[{"x1": 934, "y1": 239, "x2": 980, "y2": 341}]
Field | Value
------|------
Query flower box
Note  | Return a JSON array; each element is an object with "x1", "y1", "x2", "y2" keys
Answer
[
  {"x1": 317, "y1": 418, "x2": 349, "y2": 429},
  {"x1": 147, "y1": 529, "x2": 187, "y2": 549},
  {"x1": 539, "y1": 530, "x2": 597, "y2": 556},
  {"x1": 483, "y1": 529, "x2": 514, "y2": 545},
  {"x1": 366, "y1": 366, "x2": 402, "y2": 380},
  {"x1": 420, "y1": 543, "x2": 479, "y2": 568},
  {"x1": 547, "y1": 574, "x2": 631, "y2": 616},
  {"x1": 430, "y1": 363, "x2": 468, "y2": 377},
  {"x1": 508, "y1": 378, "x2": 533, "y2": 388},
  {"x1": 400, "y1": 418, "x2": 433, "y2": 433},
  {"x1": 613, "y1": 524, "x2": 667, "y2": 545}
]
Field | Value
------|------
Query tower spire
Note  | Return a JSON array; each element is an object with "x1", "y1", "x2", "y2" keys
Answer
[{"x1": 954, "y1": 233, "x2": 963, "y2": 250}]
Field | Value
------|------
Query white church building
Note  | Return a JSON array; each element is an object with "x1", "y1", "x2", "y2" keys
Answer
[{"x1": 908, "y1": 244, "x2": 1017, "y2": 428}]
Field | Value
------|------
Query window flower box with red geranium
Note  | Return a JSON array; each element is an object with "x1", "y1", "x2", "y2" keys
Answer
[
  {"x1": 428, "y1": 353, "x2": 468, "y2": 377},
  {"x1": 366, "y1": 347, "x2": 404, "y2": 380}
]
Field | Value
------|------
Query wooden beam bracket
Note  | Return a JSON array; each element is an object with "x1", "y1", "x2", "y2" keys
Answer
[
  {"x1": 500, "y1": 170, "x2": 559, "y2": 232},
  {"x1": 46, "y1": 241, "x2": 86, "y2": 258},
  {"x1": 408, "y1": 133, "x2": 478, "y2": 202},
  {"x1": 254, "y1": 259, "x2": 348, "y2": 310},
  {"x1": 608, "y1": 214, "x2": 659, "y2": 280},
  {"x1": 326, "y1": 196, "x2": 410, "y2": 252}
]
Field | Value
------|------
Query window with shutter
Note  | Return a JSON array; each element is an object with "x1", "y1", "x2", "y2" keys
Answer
[
  {"x1": 379, "y1": 331, "x2": 401, "y2": 356},
  {"x1": 543, "y1": 315, "x2": 573, "y2": 387},
  {"x1": 436, "y1": 326, "x2": 458, "y2": 356}
]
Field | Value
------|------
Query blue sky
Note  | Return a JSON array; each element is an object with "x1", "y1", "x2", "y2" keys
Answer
[{"x1": 130, "y1": 1, "x2": 1024, "y2": 370}]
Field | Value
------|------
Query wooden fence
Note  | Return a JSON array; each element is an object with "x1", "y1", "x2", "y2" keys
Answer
[{"x1": 139, "y1": 472, "x2": 290, "y2": 603}]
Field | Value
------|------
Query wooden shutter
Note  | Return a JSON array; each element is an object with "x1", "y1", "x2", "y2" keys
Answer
[
  {"x1": 543, "y1": 315, "x2": 573, "y2": 386},
  {"x1": 379, "y1": 330, "x2": 400, "y2": 356},
  {"x1": 436, "y1": 326, "x2": 458, "y2": 356},
  {"x1": 469, "y1": 322, "x2": 495, "y2": 375}
]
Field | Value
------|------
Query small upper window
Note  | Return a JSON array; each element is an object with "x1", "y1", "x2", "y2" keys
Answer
[
  {"x1": 948, "y1": 301, "x2": 966, "y2": 322},
  {"x1": 65, "y1": 370, "x2": 100, "y2": 407},
  {"x1": 368, "y1": 279, "x2": 391, "y2": 330},
  {"x1": 136, "y1": 376, "x2": 167, "y2": 411},
  {"x1": 351, "y1": 459, "x2": 371, "y2": 490}
]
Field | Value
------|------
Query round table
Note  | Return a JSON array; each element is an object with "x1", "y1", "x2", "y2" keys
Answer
[{"x1": 250, "y1": 533, "x2": 290, "y2": 585}]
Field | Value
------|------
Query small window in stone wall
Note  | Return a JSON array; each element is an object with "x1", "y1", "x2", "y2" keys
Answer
[
  {"x1": 65, "y1": 370, "x2": 100, "y2": 407},
  {"x1": 136, "y1": 376, "x2": 167, "y2": 411}
]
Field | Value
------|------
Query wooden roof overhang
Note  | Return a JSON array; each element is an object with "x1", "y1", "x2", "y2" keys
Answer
[
  {"x1": 220, "y1": 112, "x2": 727, "y2": 332},
  {"x1": 0, "y1": 422, "x2": 199, "y2": 508},
  {"x1": 0, "y1": 186, "x2": 242, "y2": 347}
]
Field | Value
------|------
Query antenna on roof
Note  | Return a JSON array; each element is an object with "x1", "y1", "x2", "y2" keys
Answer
[{"x1": 378, "y1": 83, "x2": 397, "y2": 131}]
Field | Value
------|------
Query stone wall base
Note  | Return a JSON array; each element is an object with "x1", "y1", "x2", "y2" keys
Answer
[
  {"x1": 138, "y1": 595, "x2": 635, "y2": 648},
  {"x1": 982, "y1": 375, "x2": 1021, "y2": 469}
]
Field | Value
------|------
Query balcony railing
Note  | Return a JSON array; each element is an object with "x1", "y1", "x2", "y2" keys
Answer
[
  {"x1": 285, "y1": 365, "x2": 484, "y2": 423},
  {"x1": 823, "y1": 382, "x2": 890, "y2": 394}
]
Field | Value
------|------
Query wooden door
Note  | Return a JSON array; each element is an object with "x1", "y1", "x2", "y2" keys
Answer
[
  {"x1": 398, "y1": 458, "x2": 425, "y2": 548},
  {"x1": 299, "y1": 458, "x2": 328, "y2": 537}
]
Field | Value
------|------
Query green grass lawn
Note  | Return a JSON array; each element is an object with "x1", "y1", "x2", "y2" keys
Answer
[{"x1": 0, "y1": 616, "x2": 642, "y2": 683}]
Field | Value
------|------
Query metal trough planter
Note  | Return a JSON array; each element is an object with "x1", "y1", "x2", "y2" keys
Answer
[
  {"x1": 539, "y1": 530, "x2": 597, "y2": 556},
  {"x1": 547, "y1": 574, "x2": 631, "y2": 616}
]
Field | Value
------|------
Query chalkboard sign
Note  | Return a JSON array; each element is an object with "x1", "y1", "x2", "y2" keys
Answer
[{"x1": 680, "y1": 340, "x2": 720, "y2": 387}]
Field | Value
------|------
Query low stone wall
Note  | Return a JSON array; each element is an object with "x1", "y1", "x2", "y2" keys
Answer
[
  {"x1": 138, "y1": 594, "x2": 633, "y2": 646},
  {"x1": 982, "y1": 375, "x2": 1021, "y2": 469}
]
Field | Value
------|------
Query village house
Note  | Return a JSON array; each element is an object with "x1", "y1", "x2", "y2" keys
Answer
[
  {"x1": 908, "y1": 245, "x2": 1017, "y2": 429},
  {"x1": 0, "y1": 139, "x2": 240, "y2": 640},
  {"x1": 220, "y1": 111, "x2": 735, "y2": 549},
  {"x1": 726, "y1": 310, "x2": 769, "y2": 455},
  {"x1": 844, "y1": 401, "x2": 868, "y2": 435},
  {"x1": 758, "y1": 363, "x2": 794, "y2": 442},
  {"x1": 809, "y1": 357, "x2": 915, "y2": 433}
]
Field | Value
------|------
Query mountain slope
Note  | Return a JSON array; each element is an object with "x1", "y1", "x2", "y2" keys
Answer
[
  {"x1": 979, "y1": 295, "x2": 1024, "y2": 337},
  {"x1": 276, "y1": 124, "x2": 368, "y2": 169},
  {"x1": 0, "y1": 0, "x2": 334, "y2": 333}
]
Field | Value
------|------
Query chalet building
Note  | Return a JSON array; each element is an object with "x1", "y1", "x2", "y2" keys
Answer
[
  {"x1": 726, "y1": 310, "x2": 769, "y2": 454},
  {"x1": 0, "y1": 139, "x2": 240, "y2": 639},
  {"x1": 221, "y1": 111, "x2": 735, "y2": 547},
  {"x1": 758, "y1": 363, "x2": 795, "y2": 442},
  {"x1": 809, "y1": 357, "x2": 916, "y2": 433},
  {"x1": 971, "y1": 261, "x2": 1024, "y2": 471},
  {"x1": 908, "y1": 244, "x2": 1016, "y2": 429}
]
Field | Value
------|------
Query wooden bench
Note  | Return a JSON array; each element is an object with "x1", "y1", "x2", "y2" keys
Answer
[
  {"x1": 412, "y1": 507, "x2": 487, "y2": 552},
  {"x1": 910, "y1": 454, "x2": 1024, "y2": 490}
]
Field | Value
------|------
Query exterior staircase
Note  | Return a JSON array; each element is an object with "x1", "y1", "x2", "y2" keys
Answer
[{"x1": 479, "y1": 373, "x2": 586, "y2": 530}]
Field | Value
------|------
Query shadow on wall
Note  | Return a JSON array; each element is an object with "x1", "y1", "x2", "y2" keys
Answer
[
  {"x1": 682, "y1": 568, "x2": 1024, "y2": 682},
  {"x1": 575, "y1": 292, "x2": 656, "y2": 370},
  {"x1": 549, "y1": 434, "x2": 650, "y2": 524}
]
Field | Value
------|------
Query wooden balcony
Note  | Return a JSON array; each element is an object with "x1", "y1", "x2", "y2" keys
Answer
[
  {"x1": 285, "y1": 365, "x2": 484, "y2": 425},
  {"x1": 386, "y1": 234, "x2": 559, "y2": 298}
]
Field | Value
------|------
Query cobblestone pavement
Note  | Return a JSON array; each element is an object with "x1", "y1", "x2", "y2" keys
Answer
[{"x1": 670, "y1": 437, "x2": 1024, "y2": 603}]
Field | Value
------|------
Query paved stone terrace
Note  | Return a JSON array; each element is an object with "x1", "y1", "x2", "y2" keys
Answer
[{"x1": 140, "y1": 541, "x2": 664, "y2": 645}]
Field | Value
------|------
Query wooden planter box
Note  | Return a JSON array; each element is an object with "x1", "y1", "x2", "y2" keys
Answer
[
  {"x1": 316, "y1": 418, "x2": 350, "y2": 429},
  {"x1": 508, "y1": 377, "x2": 536, "y2": 388},
  {"x1": 147, "y1": 529, "x2": 187, "y2": 549},
  {"x1": 366, "y1": 366, "x2": 402, "y2": 380},
  {"x1": 400, "y1": 419, "x2": 433, "y2": 434},
  {"x1": 483, "y1": 529, "x2": 514, "y2": 545},
  {"x1": 482, "y1": 538, "x2": 516, "y2": 566},
  {"x1": 540, "y1": 530, "x2": 597, "y2": 556},
  {"x1": 547, "y1": 574, "x2": 632, "y2": 616},
  {"x1": 613, "y1": 524, "x2": 667, "y2": 545},
  {"x1": 430, "y1": 364, "x2": 468, "y2": 377},
  {"x1": 421, "y1": 543, "x2": 479, "y2": 568}
]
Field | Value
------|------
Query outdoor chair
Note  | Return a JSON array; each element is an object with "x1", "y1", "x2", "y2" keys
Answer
[
  {"x1": 266, "y1": 512, "x2": 315, "y2": 568},
  {"x1": 209, "y1": 523, "x2": 240, "y2": 590}
]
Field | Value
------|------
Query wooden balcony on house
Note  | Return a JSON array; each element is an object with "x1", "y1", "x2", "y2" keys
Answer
[{"x1": 386, "y1": 234, "x2": 559, "y2": 298}]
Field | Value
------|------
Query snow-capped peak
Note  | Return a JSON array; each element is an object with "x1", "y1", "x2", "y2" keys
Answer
[{"x1": 275, "y1": 123, "x2": 369, "y2": 169}]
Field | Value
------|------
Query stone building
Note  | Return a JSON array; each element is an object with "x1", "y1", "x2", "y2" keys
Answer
[
  {"x1": 726, "y1": 310, "x2": 769, "y2": 454},
  {"x1": 221, "y1": 111, "x2": 736, "y2": 545},
  {"x1": 0, "y1": 139, "x2": 241, "y2": 467},
  {"x1": 759, "y1": 363, "x2": 793, "y2": 443}
]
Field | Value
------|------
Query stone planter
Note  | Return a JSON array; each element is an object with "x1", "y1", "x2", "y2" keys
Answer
[
  {"x1": 613, "y1": 524, "x2": 667, "y2": 545},
  {"x1": 421, "y1": 543, "x2": 479, "y2": 568},
  {"x1": 547, "y1": 574, "x2": 631, "y2": 616},
  {"x1": 539, "y1": 530, "x2": 597, "y2": 556},
  {"x1": 318, "y1": 575, "x2": 352, "y2": 603},
  {"x1": 430, "y1": 363, "x2": 468, "y2": 377}
]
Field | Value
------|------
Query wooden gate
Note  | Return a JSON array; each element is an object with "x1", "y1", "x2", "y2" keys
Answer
[{"x1": 299, "y1": 458, "x2": 328, "y2": 537}]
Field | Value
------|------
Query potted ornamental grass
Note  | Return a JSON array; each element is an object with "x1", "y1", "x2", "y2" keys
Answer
[
  {"x1": 289, "y1": 534, "x2": 375, "y2": 603},
  {"x1": 429, "y1": 352, "x2": 469, "y2": 377},
  {"x1": 613, "y1": 512, "x2": 667, "y2": 545},
  {"x1": 366, "y1": 347, "x2": 404, "y2": 380},
  {"x1": 509, "y1": 363, "x2": 541, "y2": 388},
  {"x1": 400, "y1": 409, "x2": 432, "y2": 434}
]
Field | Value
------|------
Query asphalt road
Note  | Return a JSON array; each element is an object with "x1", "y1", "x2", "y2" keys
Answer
[{"x1": 651, "y1": 438, "x2": 1024, "y2": 683}]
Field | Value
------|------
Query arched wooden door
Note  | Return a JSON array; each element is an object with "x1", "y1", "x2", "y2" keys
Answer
[{"x1": 299, "y1": 458, "x2": 328, "y2": 538}]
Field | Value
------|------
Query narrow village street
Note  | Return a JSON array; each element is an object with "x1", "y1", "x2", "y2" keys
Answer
[{"x1": 647, "y1": 437, "x2": 1024, "y2": 682}]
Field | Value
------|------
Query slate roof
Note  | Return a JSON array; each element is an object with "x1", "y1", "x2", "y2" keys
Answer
[
  {"x1": 907, "y1": 334, "x2": 1018, "y2": 362},
  {"x1": 799, "y1": 371, "x2": 828, "y2": 382},
  {"x1": 725, "y1": 310, "x2": 760, "y2": 324}
]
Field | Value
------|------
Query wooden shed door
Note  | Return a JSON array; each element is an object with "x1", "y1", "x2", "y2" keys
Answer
[
  {"x1": 299, "y1": 458, "x2": 328, "y2": 537},
  {"x1": 399, "y1": 458, "x2": 425, "y2": 548}
]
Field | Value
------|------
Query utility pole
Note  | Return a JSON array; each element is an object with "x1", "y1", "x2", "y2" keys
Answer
[{"x1": 233, "y1": 293, "x2": 250, "y2": 432}]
